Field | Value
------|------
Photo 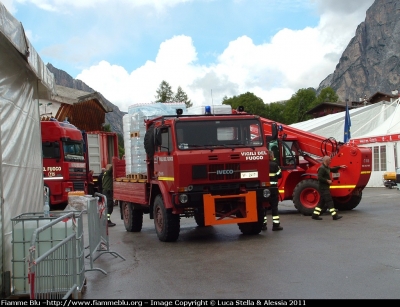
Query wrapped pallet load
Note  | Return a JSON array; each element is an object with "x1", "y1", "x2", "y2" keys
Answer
[
  {"x1": 65, "y1": 191, "x2": 88, "y2": 211},
  {"x1": 124, "y1": 103, "x2": 186, "y2": 177}
]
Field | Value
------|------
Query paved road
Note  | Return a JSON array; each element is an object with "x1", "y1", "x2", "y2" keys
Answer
[{"x1": 82, "y1": 187, "x2": 400, "y2": 299}]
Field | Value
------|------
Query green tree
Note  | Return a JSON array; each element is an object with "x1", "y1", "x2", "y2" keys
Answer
[
  {"x1": 155, "y1": 80, "x2": 174, "y2": 103},
  {"x1": 222, "y1": 92, "x2": 267, "y2": 117},
  {"x1": 265, "y1": 101, "x2": 287, "y2": 123},
  {"x1": 174, "y1": 86, "x2": 192, "y2": 108},
  {"x1": 117, "y1": 133, "x2": 125, "y2": 159},
  {"x1": 282, "y1": 88, "x2": 317, "y2": 124},
  {"x1": 103, "y1": 123, "x2": 111, "y2": 132},
  {"x1": 315, "y1": 87, "x2": 339, "y2": 105}
]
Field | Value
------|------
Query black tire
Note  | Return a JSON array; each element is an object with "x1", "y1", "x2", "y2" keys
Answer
[
  {"x1": 122, "y1": 202, "x2": 143, "y2": 232},
  {"x1": 194, "y1": 213, "x2": 205, "y2": 227},
  {"x1": 293, "y1": 179, "x2": 321, "y2": 216},
  {"x1": 144, "y1": 124, "x2": 155, "y2": 159},
  {"x1": 153, "y1": 195, "x2": 180, "y2": 242},
  {"x1": 333, "y1": 192, "x2": 362, "y2": 211},
  {"x1": 237, "y1": 205, "x2": 264, "y2": 235}
]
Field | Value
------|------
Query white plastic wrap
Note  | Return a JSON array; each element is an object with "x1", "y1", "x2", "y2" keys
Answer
[
  {"x1": 130, "y1": 113, "x2": 146, "y2": 175},
  {"x1": 124, "y1": 103, "x2": 186, "y2": 176},
  {"x1": 186, "y1": 104, "x2": 232, "y2": 115},
  {"x1": 128, "y1": 102, "x2": 186, "y2": 115},
  {"x1": 123, "y1": 114, "x2": 132, "y2": 175}
]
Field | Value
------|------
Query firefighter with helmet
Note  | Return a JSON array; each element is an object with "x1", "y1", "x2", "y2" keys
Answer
[{"x1": 262, "y1": 150, "x2": 283, "y2": 231}]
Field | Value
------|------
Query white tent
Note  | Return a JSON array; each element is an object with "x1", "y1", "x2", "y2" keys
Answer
[
  {"x1": 291, "y1": 99, "x2": 400, "y2": 187},
  {"x1": 0, "y1": 3, "x2": 54, "y2": 296}
]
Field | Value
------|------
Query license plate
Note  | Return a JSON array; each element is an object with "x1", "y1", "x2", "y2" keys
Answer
[{"x1": 241, "y1": 171, "x2": 258, "y2": 179}]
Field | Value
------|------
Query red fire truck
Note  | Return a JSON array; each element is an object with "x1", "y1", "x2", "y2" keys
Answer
[
  {"x1": 41, "y1": 120, "x2": 86, "y2": 208},
  {"x1": 114, "y1": 106, "x2": 273, "y2": 242},
  {"x1": 41, "y1": 119, "x2": 118, "y2": 208}
]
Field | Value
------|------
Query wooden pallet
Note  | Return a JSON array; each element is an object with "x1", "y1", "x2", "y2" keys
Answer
[
  {"x1": 130, "y1": 131, "x2": 140, "y2": 138},
  {"x1": 116, "y1": 174, "x2": 147, "y2": 182},
  {"x1": 127, "y1": 173, "x2": 147, "y2": 179}
]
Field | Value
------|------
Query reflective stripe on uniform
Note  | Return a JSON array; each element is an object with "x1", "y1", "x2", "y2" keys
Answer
[
  {"x1": 313, "y1": 207, "x2": 322, "y2": 215},
  {"x1": 329, "y1": 208, "x2": 338, "y2": 216},
  {"x1": 269, "y1": 172, "x2": 281, "y2": 177}
]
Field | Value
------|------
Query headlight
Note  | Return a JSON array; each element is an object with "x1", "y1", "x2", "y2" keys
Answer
[
  {"x1": 179, "y1": 194, "x2": 188, "y2": 204},
  {"x1": 263, "y1": 189, "x2": 271, "y2": 198}
]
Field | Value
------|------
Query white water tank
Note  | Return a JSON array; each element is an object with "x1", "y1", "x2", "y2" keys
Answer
[{"x1": 12, "y1": 217, "x2": 74, "y2": 294}]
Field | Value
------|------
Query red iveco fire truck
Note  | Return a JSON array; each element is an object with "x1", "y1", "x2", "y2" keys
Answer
[{"x1": 113, "y1": 106, "x2": 274, "y2": 242}]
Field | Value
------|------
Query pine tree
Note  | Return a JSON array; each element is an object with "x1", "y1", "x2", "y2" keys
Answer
[
  {"x1": 155, "y1": 80, "x2": 174, "y2": 103},
  {"x1": 174, "y1": 86, "x2": 192, "y2": 108}
]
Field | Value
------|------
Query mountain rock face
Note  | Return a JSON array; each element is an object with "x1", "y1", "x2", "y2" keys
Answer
[
  {"x1": 318, "y1": 0, "x2": 400, "y2": 101},
  {"x1": 46, "y1": 64, "x2": 125, "y2": 136}
]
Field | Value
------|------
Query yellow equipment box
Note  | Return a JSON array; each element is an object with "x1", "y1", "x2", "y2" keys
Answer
[{"x1": 383, "y1": 172, "x2": 396, "y2": 180}]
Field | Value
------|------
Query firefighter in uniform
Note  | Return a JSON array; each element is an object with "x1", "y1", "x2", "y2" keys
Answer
[
  {"x1": 311, "y1": 155, "x2": 346, "y2": 220},
  {"x1": 262, "y1": 150, "x2": 283, "y2": 231}
]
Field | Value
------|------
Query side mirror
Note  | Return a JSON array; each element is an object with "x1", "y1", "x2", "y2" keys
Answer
[
  {"x1": 155, "y1": 128, "x2": 162, "y2": 146},
  {"x1": 266, "y1": 122, "x2": 278, "y2": 143},
  {"x1": 54, "y1": 147, "x2": 61, "y2": 159}
]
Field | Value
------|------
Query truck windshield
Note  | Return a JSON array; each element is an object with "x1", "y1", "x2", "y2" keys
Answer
[
  {"x1": 176, "y1": 119, "x2": 262, "y2": 150},
  {"x1": 63, "y1": 141, "x2": 84, "y2": 161}
]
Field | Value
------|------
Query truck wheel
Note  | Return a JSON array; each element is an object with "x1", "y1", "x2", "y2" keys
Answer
[
  {"x1": 122, "y1": 202, "x2": 143, "y2": 232},
  {"x1": 237, "y1": 205, "x2": 263, "y2": 235},
  {"x1": 153, "y1": 195, "x2": 180, "y2": 242},
  {"x1": 333, "y1": 193, "x2": 362, "y2": 211},
  {"x1": 194, "y1": 213, "x2": 205, "y2": 227},
  {"x1": 293, "y1": 179, "x2": 321, "y2": 216},
  {"x1": 144, "y1": 124, "x2": 155, "y2": 159}
]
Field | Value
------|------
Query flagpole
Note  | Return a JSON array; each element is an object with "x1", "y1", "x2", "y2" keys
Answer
[{"x1": 344, "y1": 99, "x2": 351, "y2": 143}]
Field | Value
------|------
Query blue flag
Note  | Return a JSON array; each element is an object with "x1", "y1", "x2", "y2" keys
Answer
[{"x1": 344, "y1": 101, "x2": 351, "y2": 143}]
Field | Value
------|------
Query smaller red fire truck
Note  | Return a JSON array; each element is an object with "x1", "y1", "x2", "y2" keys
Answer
[{"x1": 41, "y1": 119, "x2": 118, "y2": 208}]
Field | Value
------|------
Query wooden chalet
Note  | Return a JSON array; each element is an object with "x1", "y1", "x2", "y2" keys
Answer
[
  {"x1": 41, "y1": 85, "x2": 113, "y2": 132},
  {"x1": 306, "y1": 91, "x2": 399, "y2": 119}
]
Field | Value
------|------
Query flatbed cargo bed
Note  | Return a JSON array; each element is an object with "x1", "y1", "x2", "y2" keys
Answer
[{"x1": 113, "y1": 180, "x2": 148, "y2": 205}]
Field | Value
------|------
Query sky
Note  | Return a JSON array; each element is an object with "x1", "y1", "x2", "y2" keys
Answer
[{"x1": 3, "y1": 0, "x2": 375, "y2": 113}]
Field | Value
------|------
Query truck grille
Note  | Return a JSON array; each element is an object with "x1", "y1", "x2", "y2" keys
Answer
[
  {"x1": 192, "y1": 163, "x2": 240, "y2": 180},
  {"x1": 73, "y1": 181, "x2": 85, "y2": 191}
]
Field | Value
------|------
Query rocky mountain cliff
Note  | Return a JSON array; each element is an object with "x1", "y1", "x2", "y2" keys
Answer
[
  {"x1": 46, "y1": 64, "x2": 125, "y2": 136},
  {"x1": 318, "y1": 0, "x2": 400, "y2": 101}
]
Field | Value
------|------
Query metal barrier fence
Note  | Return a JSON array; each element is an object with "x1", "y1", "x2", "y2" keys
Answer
[
  {"x1": 11, "y1": 194, "x2": 125, "y2": 299},
  {"x1": 11, "y1": 211, "x2": 85, "y2": 298},
  {"x1": 85, "y1": 194, "x2": 125, "y2": 275},
  {"x1": 28, "y1": 218, "x2": 77, "y2": 299}
]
